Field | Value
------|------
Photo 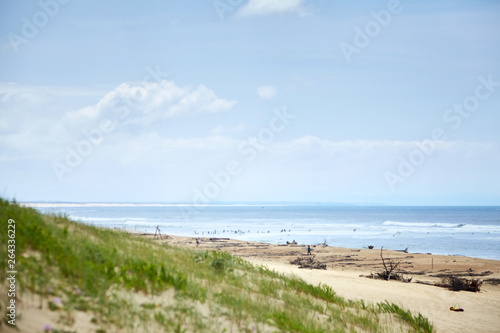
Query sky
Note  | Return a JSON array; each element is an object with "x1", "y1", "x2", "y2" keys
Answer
[{"x1": 1, "y1": 0, "x2": 499, "y2": 205}]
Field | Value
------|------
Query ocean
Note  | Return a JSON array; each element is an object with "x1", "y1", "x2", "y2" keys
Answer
[{"x1": 26, "y1": 203, "x2": 500, "y2": 260}]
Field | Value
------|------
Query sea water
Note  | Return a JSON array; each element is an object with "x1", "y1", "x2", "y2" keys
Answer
[{"x1": 27, "y1": 204, "x2": 500, "y2": 260}]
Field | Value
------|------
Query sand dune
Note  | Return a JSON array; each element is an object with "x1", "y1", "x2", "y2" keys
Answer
[{"x1": 6, "y1": 231, "x2": 499, "y2": 332}]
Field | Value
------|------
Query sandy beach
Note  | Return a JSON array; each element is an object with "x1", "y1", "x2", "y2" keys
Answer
[{"x1": 144, "y1": 234, "x2": 500, "y2": 333}]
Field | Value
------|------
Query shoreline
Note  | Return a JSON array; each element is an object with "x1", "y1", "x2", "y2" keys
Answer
[
  {"x1": 134, "y1": 232, "x2": 500, "y2": 333},
  {"x1": 125, "y1": 227, "x2": 500, "y2": 261},
  {"x1": 28, "y1": 204, "x2": 500, "y2": 261}
]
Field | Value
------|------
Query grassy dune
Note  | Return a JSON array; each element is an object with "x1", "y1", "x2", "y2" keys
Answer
[{"x1": 0, "y1": 199, "x2": 433, "y2": 332}]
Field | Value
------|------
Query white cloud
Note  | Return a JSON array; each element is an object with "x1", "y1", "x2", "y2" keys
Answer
[
  {"x1": 166, "y1": 84, "x2": 237, "y2": 117},
  {"x1": 257, "y1": 85, "x2": 277, "y2": 100},
  {"x1": 105, "y1": 134, "x2": 498, "y2": 177},
  {"x1": 0, "y1": 80, "x2": 238, "y2": 163},
  {"x1": 0, "y1": 85, "x2": 80, "y2": 160},
  {"x1": 114, "y1": 134, "x2": 238, "y2": 164},
  {"x1": 290, "y1": 137, "x2": 496, "y2": 164},
  {"x1": 238, "y1": 0, "x2": 306, "y2": 16},
  {"x1": 66, "y1": 80, "x2": 237, "y2": 126}
]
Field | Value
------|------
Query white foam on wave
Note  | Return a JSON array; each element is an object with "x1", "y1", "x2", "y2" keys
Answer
[
  {"x1": 69, "y1": 216, "x2": 147, "y2": 223},
  {"x1": 383, "y1": 221, "x2": 465, "y2": 228},
  {"x1": 383, "y1": 221, "x2": 500, "y2": 234},
  {"x1": 124, "y1": 219, "x2": 153, "y2": 225}
]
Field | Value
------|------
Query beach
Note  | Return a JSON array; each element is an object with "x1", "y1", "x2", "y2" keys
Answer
[{"x1": 145, "y1": 233, "x2": 500, "y2": 333}]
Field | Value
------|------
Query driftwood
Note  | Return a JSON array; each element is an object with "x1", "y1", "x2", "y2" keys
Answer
[
  {"x1": 395, "y1": 247, "x2": 409, "y2": 253},
  {"x1": 430, "y1": 270, "x2": 493, "y2": 278},
  {"x1": 440, "y1": 277, "x2": 482, "y2": 292},
  {"x1": 379, "y1": 248, "x2": 401, "y2": 280},
  {"x1": 417, "y1": 277, "x2": 483, "y2": 292},
  {"x1": 290, "y1": 255, "x2": 326, "y2": 270},
  {"x1": 484, "y1": 278, "x2": 500, "y2": 285},
  {"x1": 415, "y1": 280, "x2": 435, "y2": 286},
  {"x1": 154, "y1": 226, "x2": 170, "y2": 240},
  {"x1": 370, "y1": 248, "x2": 412, "y2": 282}
]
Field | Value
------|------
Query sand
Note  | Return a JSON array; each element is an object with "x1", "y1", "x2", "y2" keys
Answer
[
  {"x1": 5, "y1": 232, "x2": 499, "y2": 332},
  {"x1": 156, "y1": 234, "x2": 500, "y2": 333}
]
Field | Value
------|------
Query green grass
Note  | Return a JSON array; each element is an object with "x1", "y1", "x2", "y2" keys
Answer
[{"x1": 0, "y1": 199, "x2": 434, "y2": 332}]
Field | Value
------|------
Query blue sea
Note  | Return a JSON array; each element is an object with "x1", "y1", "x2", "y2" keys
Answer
[{"x1": 26, "y1": 203, "x2": 500, "y2": 260}]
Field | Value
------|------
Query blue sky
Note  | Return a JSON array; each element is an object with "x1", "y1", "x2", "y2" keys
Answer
[{"x1": 1, "y1": 0, "x2": 499, "y2": 205}]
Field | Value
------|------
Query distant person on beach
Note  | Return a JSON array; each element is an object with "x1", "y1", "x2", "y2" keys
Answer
[
  {"x1": 196, "y1": 239, "x2": 200, "y2": 247},
  {"x1": 307, "y1": 245, "x2": 312, "y2": 255}
]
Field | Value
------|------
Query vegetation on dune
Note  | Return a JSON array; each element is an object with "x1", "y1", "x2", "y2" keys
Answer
[{"x1": 0, "y1": 199, "x2": 433, "y2": 332}]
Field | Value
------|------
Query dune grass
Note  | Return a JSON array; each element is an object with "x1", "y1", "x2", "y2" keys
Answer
[{"x1": 0, "y1": 199, "x2": 433, "y2": 332}]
